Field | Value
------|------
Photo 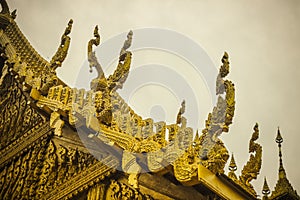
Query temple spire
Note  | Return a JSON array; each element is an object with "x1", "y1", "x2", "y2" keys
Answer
[
  {"x1": 262, "y1": 177, "x2": 270, "y2": 200},
  {"x1": 228, "y1": 153, "x2": 237, "y2": 180},
  {"x1": 275, "y1": 127, "x2": 286, "y2": 179},
  {"x1": 270, "y1": 128, "x2": 300, "y2": 199}
]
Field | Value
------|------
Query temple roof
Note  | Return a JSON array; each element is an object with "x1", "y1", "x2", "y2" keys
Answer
[{"x1": 0, "y1": 0, "x2": 300, "y2": 199}]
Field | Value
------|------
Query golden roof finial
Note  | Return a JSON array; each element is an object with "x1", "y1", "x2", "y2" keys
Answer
[
  {"x1": 228, "y1": 153, "x2": 238, "y2": 180},
  {"x1": 106, "y1": 30, "x2": 133, "y2": 92},
  {"x1": 270, "y1": 128, "x2": 300, "y2": 199},
  {"x1": 239, "y1": 123, "x2": 262, "y2": 196},
  {"x1": 87, "y1": 25, "x2": 105, "y2": 80},
  {"x1": 229, "y1": 153, "x2": 237, "y2": 172},
  {"x1": 50, "y1": 19, "x2": 73, "y2": 70},
  {"x1": 262, "y1": 177, "x2": 270, "y2": 199},
  {"x1": 276, "y1": 127, "x2": 285, "y2": 175}
]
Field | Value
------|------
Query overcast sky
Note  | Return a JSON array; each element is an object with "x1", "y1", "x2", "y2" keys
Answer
[{"x1": 9, "y1": 0, "x2": 300, "y2": 195}]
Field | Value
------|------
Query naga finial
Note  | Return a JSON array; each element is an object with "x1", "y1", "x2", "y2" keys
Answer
[
  {"x1": 87, "y1": 25, "x2": 105, "y2": 79},
  {"x1": 120, "y1": 30, "x2": 133, "y2": 59},
  {"x1": 219, "y1": 51, "x2": 230, "y2": 78},
  {"x1": 50, "y1": 19, "x2": 73, "y2": 70},
  {"x1": 176, "y1": 100, "x2": 186, "y2": 124},
  {"x1": 88, "y1": 25, "x2": 100, "y2": 55},
  {"x1": 106, "y1": 30, "x2": 133, "y2": 92},
  {"x1": 239, "y1": 123, "x2": 262, "y2": 196}
]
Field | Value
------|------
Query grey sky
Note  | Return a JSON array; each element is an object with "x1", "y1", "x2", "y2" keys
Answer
[{"x1": 9, "y1": 0, "x2": 300, "y2": 195}]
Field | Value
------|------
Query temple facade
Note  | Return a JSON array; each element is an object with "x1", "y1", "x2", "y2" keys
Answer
[{"x1": 0, "y1": 0, "x2": 299, "y2": 199}]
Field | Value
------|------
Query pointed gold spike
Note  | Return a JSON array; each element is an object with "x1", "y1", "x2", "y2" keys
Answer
[
  {"x1": 228, "y1": 153, "x2": 238, "y2": 180},
  {"x1": 276, "y1": 127, "x2": 283, "y2": 144},
  {"x1": 229, "y1": 153, "x2": 237, "y2": 172},
  {"x1": 194, "y1": 130, "x2": 199, "y2": 142},
  {"x1": 262, "y1": 177, "x2": 270, "y2": 197},
  {"x1": 276, "y1": 127, "x2": 286, "y2": 176},
  {"x1": 270, "y1": 128, "x2": 300, "y2": 199}
]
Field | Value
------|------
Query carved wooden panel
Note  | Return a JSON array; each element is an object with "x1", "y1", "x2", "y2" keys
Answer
[
  {"x1": 0, "y1": 68, "x2": 44, "y2": 151},
  {"x1": 0, "y1": 136, "x2": 101, "y2": 199}
]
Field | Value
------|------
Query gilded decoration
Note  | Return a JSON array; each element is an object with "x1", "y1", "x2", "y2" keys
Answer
[
  {"x1": 194, "y1": 52, "x2": 235, "y2": 175},
  {"x1": 239, "y1": 123, "x2": 262, "y2": 197},
  {"x1": 269, "y1": 129, "x2": 300, "y2": 200},
  {"x1": 0, "y1": 64, "x2": 44, "y2": 151},
  {"x1": 1, "y1": 0, "x2": 300, "y2": 199},
  {"x1": 106, "y1": 180, "x2": 154, "y2": 200},
  {"x1": 0, "y1": 134, "x2": 116, "y2": 199}
]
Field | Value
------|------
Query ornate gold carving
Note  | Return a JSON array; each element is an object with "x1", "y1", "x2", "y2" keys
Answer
[
  {"x1": 2, "y1": 16, "x2": 48, "y2": 67},
  {"x1": 88, "y1": 25, "x2": 104, "y2": 80},
  {"x1": 49, "y1": 111, "x2": 64, "y2": 136},
  {"x1": 0, "y1": 135, "x2": 51, "y2": 198},
  {"x1": 195, "y1": 52, "x2": 235, "y2": 174},
  {"x1": 5, "y1": 1, "x2": 300, "y2": 199},
  {"x1": 171, "y1": 52, "x2": 235, "y2": 184},
  {"x1": 3, "y1": 21, "x2": 238, "y2": 192},
  {"x1": 0, "y1": 122, "x2": 50, "y2": 168},
  {"x1": 0, "y1": 4, "x2": 63, "y2": 94},
  {"x1": 0, "y1": 132, "x2": 115, "y2": 199},
  {"x1": 0, "y1": 66, "x2": 44, "y2": 151},
  {"x1": 106, "y1": 180, "x2": 154, "y2": 200},
  {"x1": 86, "y1": 30, "x2": 133, "y2": 126},
  {"x1": 44, "y1": 153, "x2": 117, "y2": 200},
  {"x1": 239, "y1": 123, "x2": 262, "y2": 196},
  {"x1": 87, "y1": 183, "x2": 106, "y2": 200},
  {"x1": 173, "y1": 146, "x2": 198, "y2": 183},
  {"x1": 50, "y1": 19, "x2": 73, "y2": 70}
]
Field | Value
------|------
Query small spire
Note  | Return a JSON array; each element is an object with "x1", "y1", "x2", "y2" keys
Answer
[
  {"x1": 194, "y1": 130, "x2": 199, "y2": 141},
  {"x1": 193, "y1": 130, "x2": 201, "y2": 152},
  {"x1": 229, "y1": 153, "x2": 237, "y2": 172},
  {"x1": 276, "y1": 127, "x2": 285, "y2": 177},
  {"x1": 228, "y1": 153, "x2": 238, "y2": 180},
  {"x1": 270, "y1": 128, "x2": 300, "y2": 199},
  {"x1": 262, "y1": 177, "x2": 270, "y2": 198},
  {"x1": 276, "y1": 127, "x2": 283, "y2": 144}
]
